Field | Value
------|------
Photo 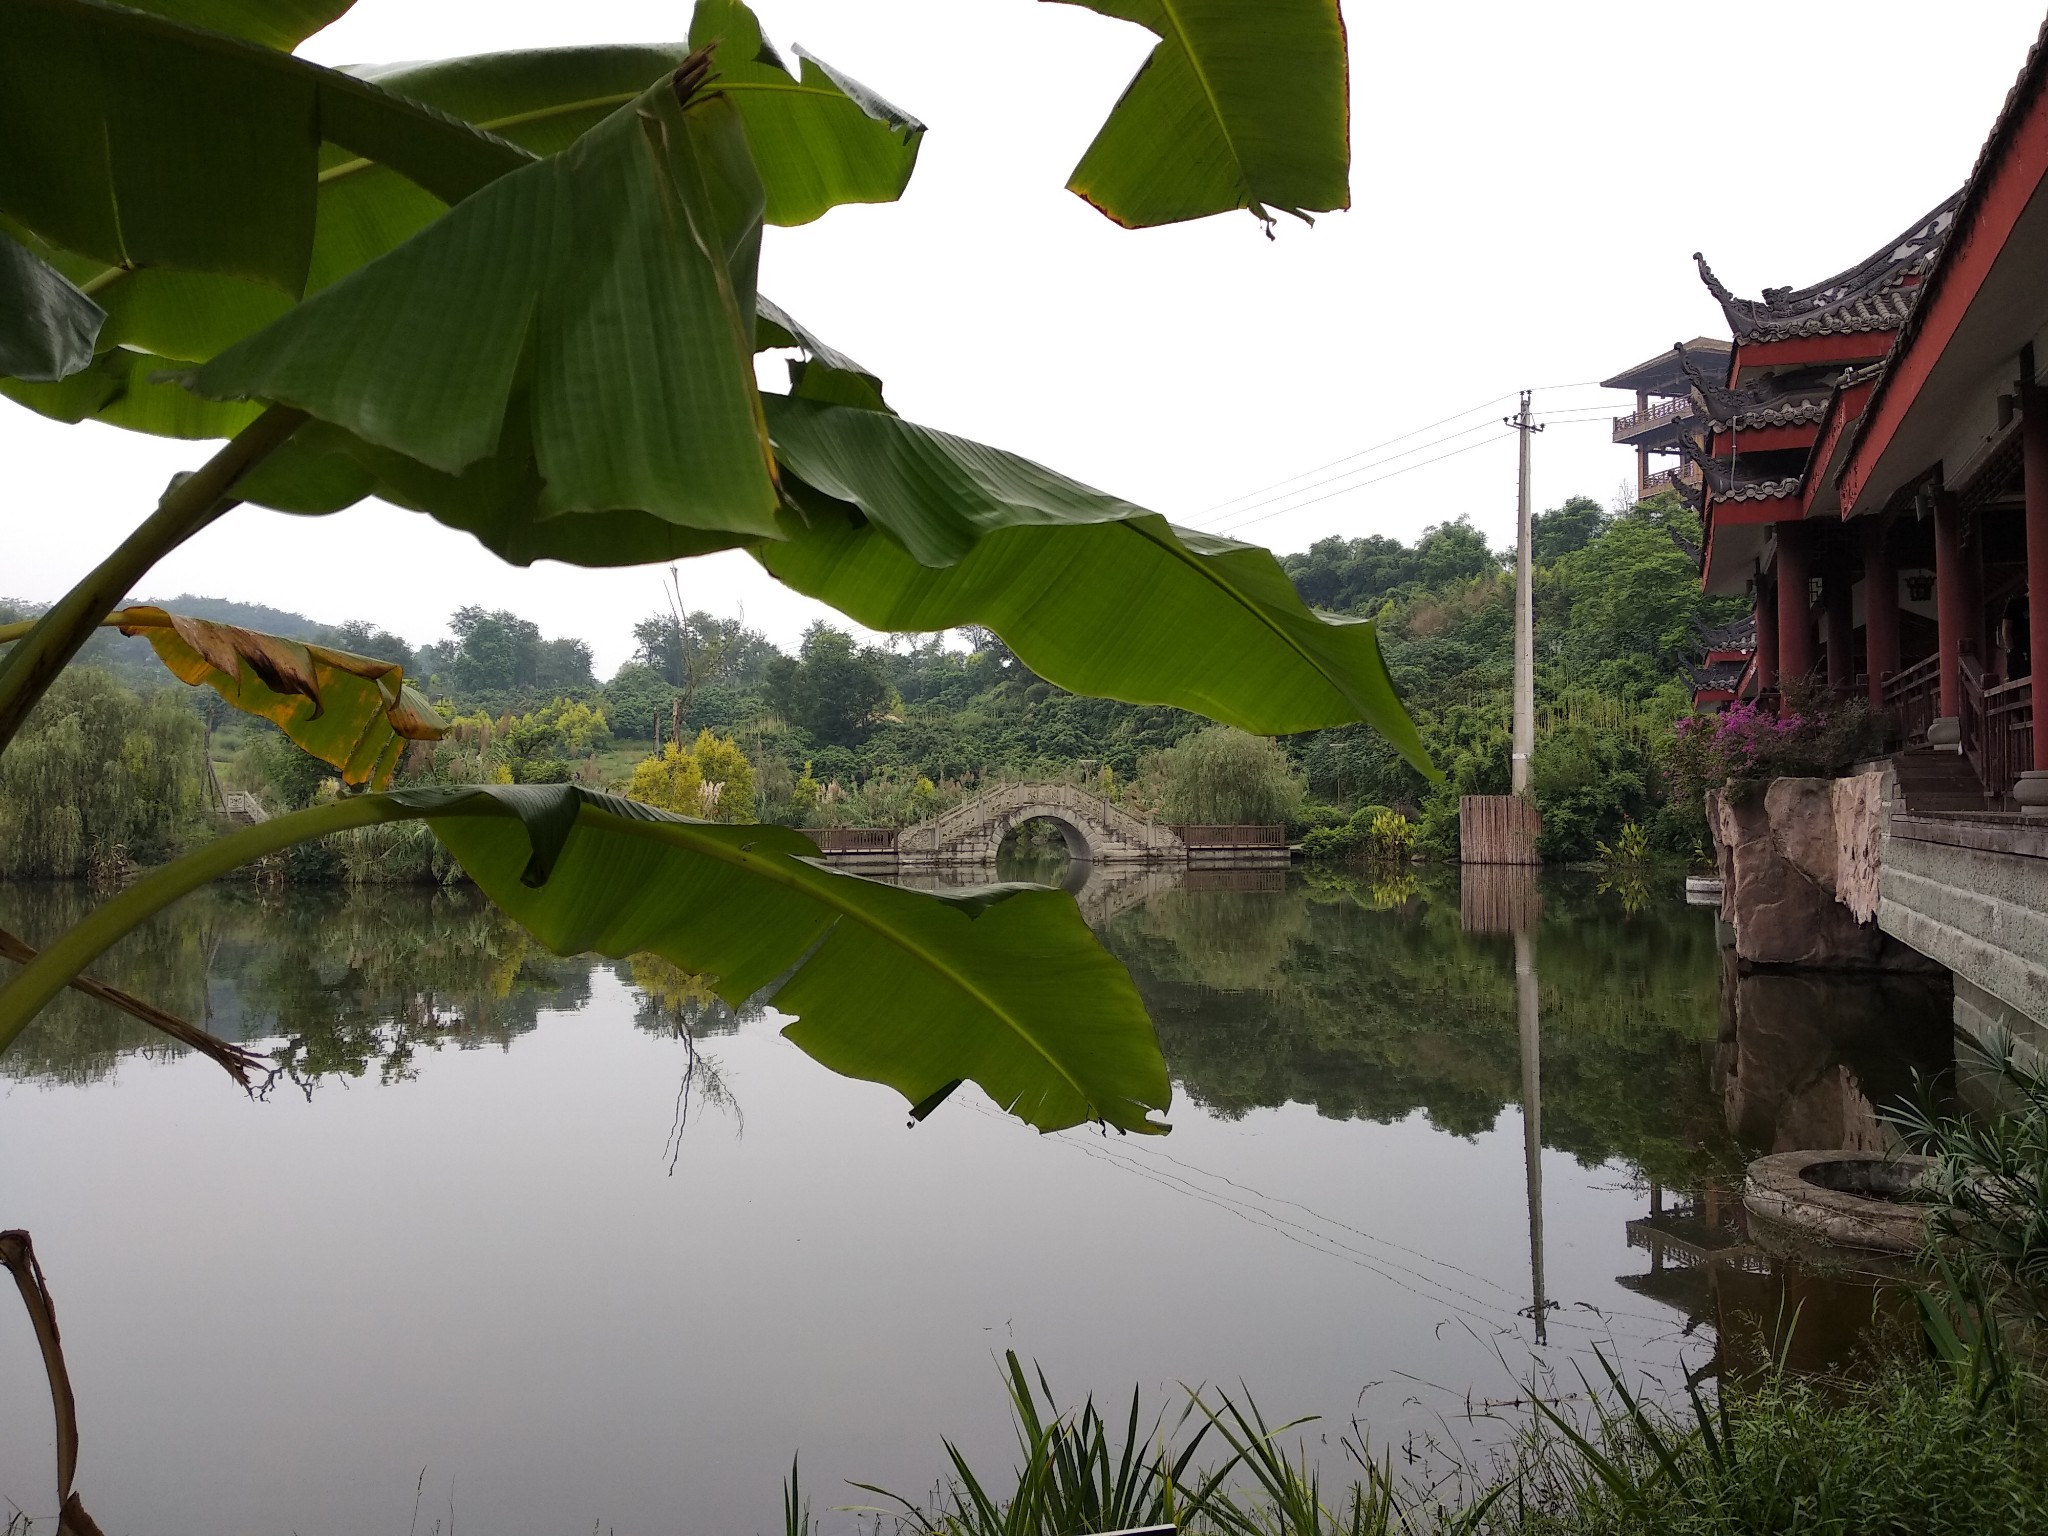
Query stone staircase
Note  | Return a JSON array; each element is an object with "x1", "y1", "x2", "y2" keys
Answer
[{"x1": 1888, "y1": 747, "x2": 1997, "y2": 814}]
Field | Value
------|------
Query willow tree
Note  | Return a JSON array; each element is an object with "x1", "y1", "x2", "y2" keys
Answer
[{"x1": 0, "y1": 0, "x2": 1430, "y2": 1520}]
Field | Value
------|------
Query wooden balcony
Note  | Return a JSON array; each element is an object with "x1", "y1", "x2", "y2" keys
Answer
[{"x1": 1613, "y1": 396, "x2": 1694, "y2": 443}]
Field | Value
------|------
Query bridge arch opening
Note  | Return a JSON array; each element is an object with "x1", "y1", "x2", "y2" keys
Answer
[{"x1": 996, "y1": 812, "x2": 1093, "y2": 882}]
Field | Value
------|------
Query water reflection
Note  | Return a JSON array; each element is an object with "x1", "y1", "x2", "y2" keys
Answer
[{"x1": 0, "y1": 864, "x2": 1959, "y2": 1532}]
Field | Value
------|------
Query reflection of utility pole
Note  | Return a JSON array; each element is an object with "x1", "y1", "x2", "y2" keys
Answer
[
  {"x1": 1506, "y1": 391, "x2": 1544, "y2": 798},
  {"x1": 1516, "y1": 925, "x2": 1548, "y2": 1344}
]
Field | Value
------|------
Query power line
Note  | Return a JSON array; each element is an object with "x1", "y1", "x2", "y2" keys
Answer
[
  {"x1": 1198, "y1": 416, "x2": 1515, "y2": 533},
  {"x1": 1191, "y1": 390, "x2": 1516, "y2": 520},
  {"x1": 1188, "y1": 379, "x2": 1629, "y2": 537},
  {"x1": 1209, "y1": 429, "x2": 1513, "y2": 536}
]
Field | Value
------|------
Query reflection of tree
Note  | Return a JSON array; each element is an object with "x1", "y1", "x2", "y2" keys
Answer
[
  {"x1": 0, "y1": 882, "x2": 217, "y2": 1085},
  {"x1": 628, "y1": 953, "x2": 750, "y2": 1157},
  {"x1": 0, "y1": 885, "x2": 600, "y2": 1088},
  {"x1": 1117, "y1": 887, "x2": 1311, "y2": 994},
  {"x1": 1103, "y1": 869, "x2": 1733, "y2": 1187}
]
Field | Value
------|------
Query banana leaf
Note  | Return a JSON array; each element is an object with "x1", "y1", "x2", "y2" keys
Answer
[
  {"x1": 756, "y1": 398, "x2": 1431, "y2": 762},
  {"x1": 1053, "y1": 0, "x2": 1351, "y2": 228},
  {"x1": 114, "y1": 605, "x2": 444, "y2": 788},
  {"x1": 0, "y1": 0, "x2": 527, "y2": 298},
  {"x1": 0, "y1": 785, "x2": 1173, "y2": 1137},
  {"x1": 0, "y1": 226, "x2": 103, "y2": 381},
  {"x1": 1, "y1": 0, "x2": 920, "y2": 431},
  {"x1": 188, "y1": 61, "x2": 783, "y2": 539},
  {"x1": 119, "y1": 0, "x2": 355, "y2": 49}
]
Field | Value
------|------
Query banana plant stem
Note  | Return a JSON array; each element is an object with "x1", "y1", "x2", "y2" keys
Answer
[
  {"x1": 0, "y1": 794, "x2": 405, "y2": 1056},
  {"x1": 0, "y1": 405, "x2": 306, "y2": 752}
]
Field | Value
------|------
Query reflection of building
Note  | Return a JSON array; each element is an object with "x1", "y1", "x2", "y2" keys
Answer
[
  {"x1": 1619, "y1": 1182, "x2": 1767, "y2": 1324},
  {"x1": 1616, "y1": 1179, "x2": 1912, "y2": 1381}
]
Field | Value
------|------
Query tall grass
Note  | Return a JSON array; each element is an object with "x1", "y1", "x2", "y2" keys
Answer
[{"x1": 850, "y1": 1345, "x2": 2046, "y2": 1536}]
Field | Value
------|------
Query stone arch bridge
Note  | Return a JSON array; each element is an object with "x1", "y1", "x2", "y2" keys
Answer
[{"x1": 896, "y1": 781, "x2": 1184, "y2": 866}]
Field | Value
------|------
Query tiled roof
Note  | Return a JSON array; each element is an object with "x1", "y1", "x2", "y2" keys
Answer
[
  {"x1": 1694, "y1": 192, "x2": 1961, "y2": 342},
  {"x1": 1692, "y1": 658, "x2": 1749, "y2": 692},
  {"x1": 1699, "y1": 614, "x2": 1756, "y2": 652},
  {"x1": 1716, "y1": 477, "x2": 1803, "y2": 503},
  {"x1": 1706, "y1": 398, "x2": 1830, "y2": 433},
  {"x1": 1693, "y1": 447, "x2": 1802, "y2": 501}
]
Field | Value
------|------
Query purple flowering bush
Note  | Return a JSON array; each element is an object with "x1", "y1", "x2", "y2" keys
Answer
[{"x1": 1667, "y1": 679, "x2": 1881, "y2": 810}]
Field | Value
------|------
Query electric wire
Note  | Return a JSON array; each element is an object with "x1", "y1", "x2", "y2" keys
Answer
[
  {"x1": 1207, "y1": 431, "x2": 1512, "y2": 536},
  {"x1": 1196, "y1": 417, "x2": 1514, "y2": 534},
  {"x1": 1187, "y1": 382, "x2": 1630, "y2": 537}
]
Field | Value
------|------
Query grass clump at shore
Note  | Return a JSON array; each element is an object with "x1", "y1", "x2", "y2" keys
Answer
[{"x1": 829, "y1": 1347, "x2": 2047, "y2": 1536}]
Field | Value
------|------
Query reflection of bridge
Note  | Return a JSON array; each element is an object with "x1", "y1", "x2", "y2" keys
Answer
[
  {"x1": 896, "y1": 863, "x2": 1285, "y2": 929},
  {"x1": 813, "y1": 781, "x2": 1287, "y2": 869}
]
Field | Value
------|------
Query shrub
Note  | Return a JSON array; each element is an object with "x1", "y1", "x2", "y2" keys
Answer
[
  {"x1": 1156, "y1": 725, "x2": 1305, "y2": 826},
  {"x1": 1361, "y1": 807, "x2": 1415, "y2": 863},
  {"x1": 1667, "y1": 680, "x2": 1882, "y2": 808},
  {"x1": 0, "y1": 669, "x2": 207, "y2": 875}
]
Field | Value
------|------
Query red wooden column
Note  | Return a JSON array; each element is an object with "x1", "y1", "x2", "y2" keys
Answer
[
  {"x1": 2021, "y1": 373, "x2": 2048, "y2": 793},
  {"x1": 1862, "y1": 517, "x2": 1900, "y2": 708},
  {"x1": 1933, "y1": 489, "x2": 1965, "y2": 739},
  {"x1": 1775, "y1": 520, "x2": 1814, "y2": 691},
  {"x1": 1754, "y1": 575, "x2": 1779, "y2": 693},
  {"x1": 1825, "y1": 563, "x2": 1855, "y2": 692}
]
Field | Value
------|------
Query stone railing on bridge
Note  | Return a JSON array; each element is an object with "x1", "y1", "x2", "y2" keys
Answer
[{"x1": 896, "y1": 781, "x2": 1186, "y2": 866}]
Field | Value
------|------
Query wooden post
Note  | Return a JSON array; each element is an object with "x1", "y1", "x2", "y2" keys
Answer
[
  {"x1": 1862, "y1": 517, "x2": 1900, "y2": 708},
  {"x1": 1754, "y1": 574, "x2": 1779, "y2": 693},
  {"x1": 1825, "y1": 563, "x2": 1855, "y2": 692},
  {"x1": 2020, "y1": 354, "x2": 2048, "y2": 801},
  {"x1": 1775, "y1": 521, "x2": 1814, "y2": 690},
  {"x1": 1934, "y1": 488, "x2": 1965, "y2": 741}
]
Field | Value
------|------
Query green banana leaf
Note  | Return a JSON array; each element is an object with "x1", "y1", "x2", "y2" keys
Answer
[
  {"x1": 114, "y1": 605, "x2": 444, "y2": 787},
  {"x1": 417, "y1": 786, "x2": 1168, "y2": 1135},
  {"x1": 0, "y1": 226, "x2": 103, "y2": 381},
  {"x1": 0, "y1": 0, "x2": 527, "y2": 298},
  {"x1": 755, "y1": 398, "x2": 1432, "y2": 764},
  {"x1": 1053, "y1": 0, "x2": 1351, "y2": 228},
  {"x1": 0, "y1": 785, "x2": 1173, "y2": 1137},
  {"x1": 0, "y1": 0, "x2": 920, "y2": 432},
  {"x1": 119, "y1": 0, "x2": 355, "y2": 49},
  {"x1": 189, "y1": 62, "x2": 783, "y2": 539}
]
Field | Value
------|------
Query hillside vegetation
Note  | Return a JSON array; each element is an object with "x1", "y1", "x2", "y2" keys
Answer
[{"x1": 0, "y1": 491, "x2": 1735, "y2": 873}]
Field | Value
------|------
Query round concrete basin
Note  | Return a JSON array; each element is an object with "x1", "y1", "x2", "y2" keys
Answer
[{"x1": 1744, "y1": 1150, "x2": 1938, "y2": 1259}]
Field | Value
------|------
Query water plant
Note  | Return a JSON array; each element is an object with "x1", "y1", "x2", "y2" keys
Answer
[{"x1": 860, "y1": 1346, "x2": 2048, "y2": 1536}]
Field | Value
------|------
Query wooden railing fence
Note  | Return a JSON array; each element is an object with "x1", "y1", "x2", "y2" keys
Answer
[
  {"x1": 1174, "y1": 824, "x2": 1286, "y2": 848},
  {"x1": 809, "y1": 827, "x2": 898, "y2": 853},
  {"x1": 1883, "y1": 652, "x2": 1941, "y2": 744}
]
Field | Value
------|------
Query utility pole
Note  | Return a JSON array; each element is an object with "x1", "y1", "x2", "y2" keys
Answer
[{"x1": 1506, "y1": 391, "x2": 1544, "y2": 798}]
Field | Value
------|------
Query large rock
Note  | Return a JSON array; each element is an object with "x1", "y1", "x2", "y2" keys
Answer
[
  {"x1": 1831, "y1": 772, "x2": 1885, "y2": 923},
  {"x1": 1707, "y1": 774, "x2": 1926, "y2": 968}
]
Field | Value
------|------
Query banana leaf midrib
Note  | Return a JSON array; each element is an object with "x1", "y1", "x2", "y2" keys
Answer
[{"x1": 1148, "y1": 0, "x2": 1251, "y2": 200}]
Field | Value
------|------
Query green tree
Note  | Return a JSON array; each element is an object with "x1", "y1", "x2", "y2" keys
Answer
[
  {"x1": 0, "y1": 669, "x2": 205, "y2": 876},
  {"x1": 765, "y1": 623, "x2": 892, "y2": 749},
  {"x1": 1155, "y1": 726, "x2": 1305, "y2": 825},
  {"x1": 1531, "y1": 494, "x2": 1609, "y2": 564}
]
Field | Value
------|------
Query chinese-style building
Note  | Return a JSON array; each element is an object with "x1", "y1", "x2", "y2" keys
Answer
[
  {"x1": 1601, "y1": 338, "x2": 1728, "y2": 501},
  {"x1": 1627, "y1": 20, "x2": 2047, "y2": 816}
]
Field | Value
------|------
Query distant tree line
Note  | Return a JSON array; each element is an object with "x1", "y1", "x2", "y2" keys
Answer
[{"x1": 2, "y1": 490, "x2": 1736, "y2": 869}]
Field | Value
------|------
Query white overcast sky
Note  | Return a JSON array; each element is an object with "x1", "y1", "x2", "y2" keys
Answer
[{"x1": 8, "y1": 1, "x2": 2043, "y2": 673}]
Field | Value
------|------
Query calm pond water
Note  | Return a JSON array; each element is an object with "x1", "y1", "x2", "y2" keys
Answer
[{"x1": 0, "y1": 864, "x2": 1952, "y2": 1535}]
